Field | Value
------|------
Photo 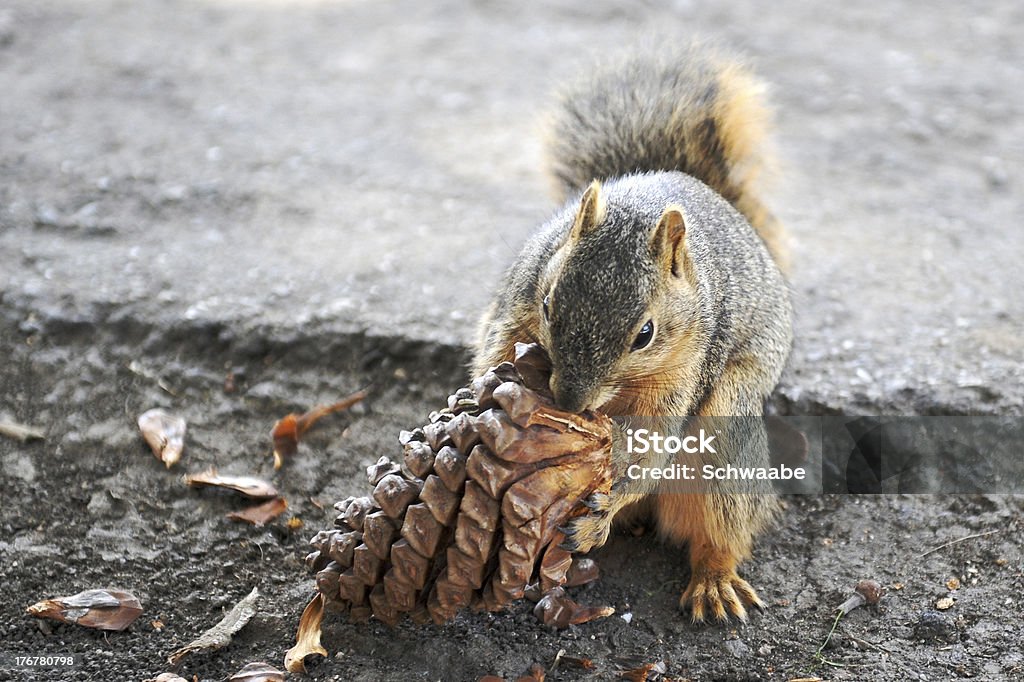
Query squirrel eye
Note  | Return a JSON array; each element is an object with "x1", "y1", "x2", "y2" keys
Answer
[
  {"x1": 631, "y1": 319, "x2": 655, "y2": 351},
  {"x1": 542, "y1": 295, "x2": 550, "y2": 320}
]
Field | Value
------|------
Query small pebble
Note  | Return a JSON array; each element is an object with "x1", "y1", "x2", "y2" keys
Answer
[{"x1": 913, "y1": 610, "x2": 957, "y2": 642}]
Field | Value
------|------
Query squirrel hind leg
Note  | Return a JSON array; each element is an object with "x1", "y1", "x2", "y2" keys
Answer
[
  {"x1": 654, "y1": 492, "x2": 765, "y2": 623},
  {"x1": 680, "y1": 530, "x2": 766, "y2": 623}
]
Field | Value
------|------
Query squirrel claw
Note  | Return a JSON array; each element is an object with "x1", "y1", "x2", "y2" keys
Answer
[
  {"x1": 558, "y1": 509, "x2": 612, "y2": 554},
  {"x1": 556, "y1": 525, "x2": 578, "y2": 551},
  {"x1": 679, "y1": 570, "x2": 765, "y2": 624},
  {"x1": 557, "y1": 524, "x2": 585, "y2": 552},
  {"x1": 580, "y1": 492, "x2": 612, "y2": 513}
]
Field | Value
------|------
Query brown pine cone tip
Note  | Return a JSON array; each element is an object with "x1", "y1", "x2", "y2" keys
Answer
[{"x1": 304, "y1": 343, "x2": 616, "y2": 626}]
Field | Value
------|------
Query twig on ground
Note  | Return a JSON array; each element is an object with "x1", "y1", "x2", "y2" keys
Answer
[{"x1": 919, "y1": 529, "x2": 1000, "y2": 557}]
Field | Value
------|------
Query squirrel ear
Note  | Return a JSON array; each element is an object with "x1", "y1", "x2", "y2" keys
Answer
[
  {"x1": 570, "y1": 180, "x2": 606, "y2": 242},
  {"x1": 652, "y1": 205, "x2": 690, "y2": 277}
]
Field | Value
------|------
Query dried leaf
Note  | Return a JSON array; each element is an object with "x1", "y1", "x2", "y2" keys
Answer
[
  {"x1": 564, "y1": 557, "x2": 600, "y2": 587},
  {"x1": 138, "y1": 409, "x2": 186, "y2": 468},
  {"x1": 271, "y1": 415, "x2": 298, "y2": 469},
  {"x1": 533, "y1": 587, "x2": 614, "y2": 628},
  {"x1": 619, "y1": 661, "x2": 667, "y2": 682},
  {"x1": 227, "y1": 497, "x2": 288, "y2": 527},
  {"x1": 558, "y1": 655, "x2": 596, "y2": 671},
  {"x1": 515, "y1": 663, "x2": 546, "y2": 682},
  {"x1": 228, "y1": 662, "x2": 285, "y2": 682},
  {"x1": 0, "y1": 420, "x2": 45, "y2": 442},
  {"x1": 26, "y1": 588, "x2": 143, "y2": 631},
  {"x1": 271, "y1": 390, "x2": 367, "y2": 469},
  {"x1": 145, "y1": 675, "x2": 189, "y2": 682},
  {"x1": 284, "y1": 593, "x2": 328, "y2": 673},
  {"x1": 184, "y1": 469, "x2": 278, "y2": 499},
  {"x1": 167, "y1": 586, "x2": 259, "y2": 665}
]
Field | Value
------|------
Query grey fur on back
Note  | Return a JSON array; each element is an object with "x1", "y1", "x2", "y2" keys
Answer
[{"x1": 545, "y1": 44, "x2": 771, "y2": 220}]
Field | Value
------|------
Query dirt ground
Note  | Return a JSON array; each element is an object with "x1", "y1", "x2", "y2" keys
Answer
[
  {"x1": 0, "y1": 319, "x2": 1019, "y2": 679},
  {"x1": 1, "y1": 313, "x2": 1022, "y2": 681},
  {"x1": 1, "y1": 1, "x2": 1023, "y2": 681}
]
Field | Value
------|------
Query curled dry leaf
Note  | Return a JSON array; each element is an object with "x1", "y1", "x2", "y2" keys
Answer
[
  {"x1": 26, "y1": 588, "x2": 143, "y2": 631},
  {"x1": 532, "y1": 587, "x2": 614, "y2": 629},
  {"x1": 138, "y1": 408, "x2": 186, "y2": 468},
  {"x1": 619, "y1": 661, "x2": 667, "y2": 682},
  {"x1": 145, "y1": 675, "x2": 189, "y2": 682},
  {"x1": 228, "y1": 662, "x2": 285, "y2": 682},
  {"x1": 184, "y1": 469, "x2": 278, "y2": 499},
  {"x1": 227, "y1": 497, "x2": 288, "y2": 527},
  {"x1": 272, "y1": 390, "x2": 368, "y2": 469},
  {"x1": 167, "y1": 587, "x2": 259, "y2": 665},
  {"x1": 271, "y1": 416, "x2": 299, "y2": 469},
  {"x1": 284, "y1": 593, "x2": 328, "y2": 673},
  {"x1": 0, "y1": 420, "x2": 46, "y2": 442}
]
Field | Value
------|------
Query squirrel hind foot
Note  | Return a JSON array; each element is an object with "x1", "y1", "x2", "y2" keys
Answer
[{"x1": 679, "y1": 569, "x2": 766, "y2": 623}]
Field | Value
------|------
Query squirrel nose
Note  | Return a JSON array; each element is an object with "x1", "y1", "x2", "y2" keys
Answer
[{"x1": 550, "y1": 373, "x2": 591, "y2": 412}]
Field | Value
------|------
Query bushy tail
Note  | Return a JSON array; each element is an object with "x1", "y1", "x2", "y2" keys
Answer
[{"x1": 545, "y1": 43, "x2": 786, "y2": 268}]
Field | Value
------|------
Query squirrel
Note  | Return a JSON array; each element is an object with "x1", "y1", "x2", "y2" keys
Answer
[{"x1": 471, "y1": 43, "x2": 793, "y2": 623}]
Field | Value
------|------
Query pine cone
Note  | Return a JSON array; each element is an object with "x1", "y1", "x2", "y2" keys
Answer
[{"x1": 304, "y1": 344, "x2": 614, "y2": 626}]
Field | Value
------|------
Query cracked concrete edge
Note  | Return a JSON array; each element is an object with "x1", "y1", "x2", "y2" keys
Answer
[
  {"x1": 2, "y1": 293, "x2": 471, "y2": 387},
  {"x1": 3, "y1": 293, "x2": 1014, "y2": 418}
]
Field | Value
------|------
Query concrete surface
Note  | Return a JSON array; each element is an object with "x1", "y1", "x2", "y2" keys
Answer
[{"x1": 2, "y1": 0, "x2": 1021, "y2": 415}]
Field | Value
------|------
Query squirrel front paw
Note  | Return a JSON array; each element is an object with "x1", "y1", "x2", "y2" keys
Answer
[
  {"x1": 559, "y1": 492, "x2": 614, "y2": 553},
  {"x1": 679, "y1": 568, "x2": 766, "y2": 623}
]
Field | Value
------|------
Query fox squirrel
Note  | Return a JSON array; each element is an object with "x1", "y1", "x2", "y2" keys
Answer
[{"x1": 471, "y1": 44, "x2": 793, "y2": 622}]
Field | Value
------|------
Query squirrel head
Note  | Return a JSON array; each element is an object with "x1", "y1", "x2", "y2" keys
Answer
[{"x1": 537, "y1": 180, "x2": 701, "y2": 414}]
